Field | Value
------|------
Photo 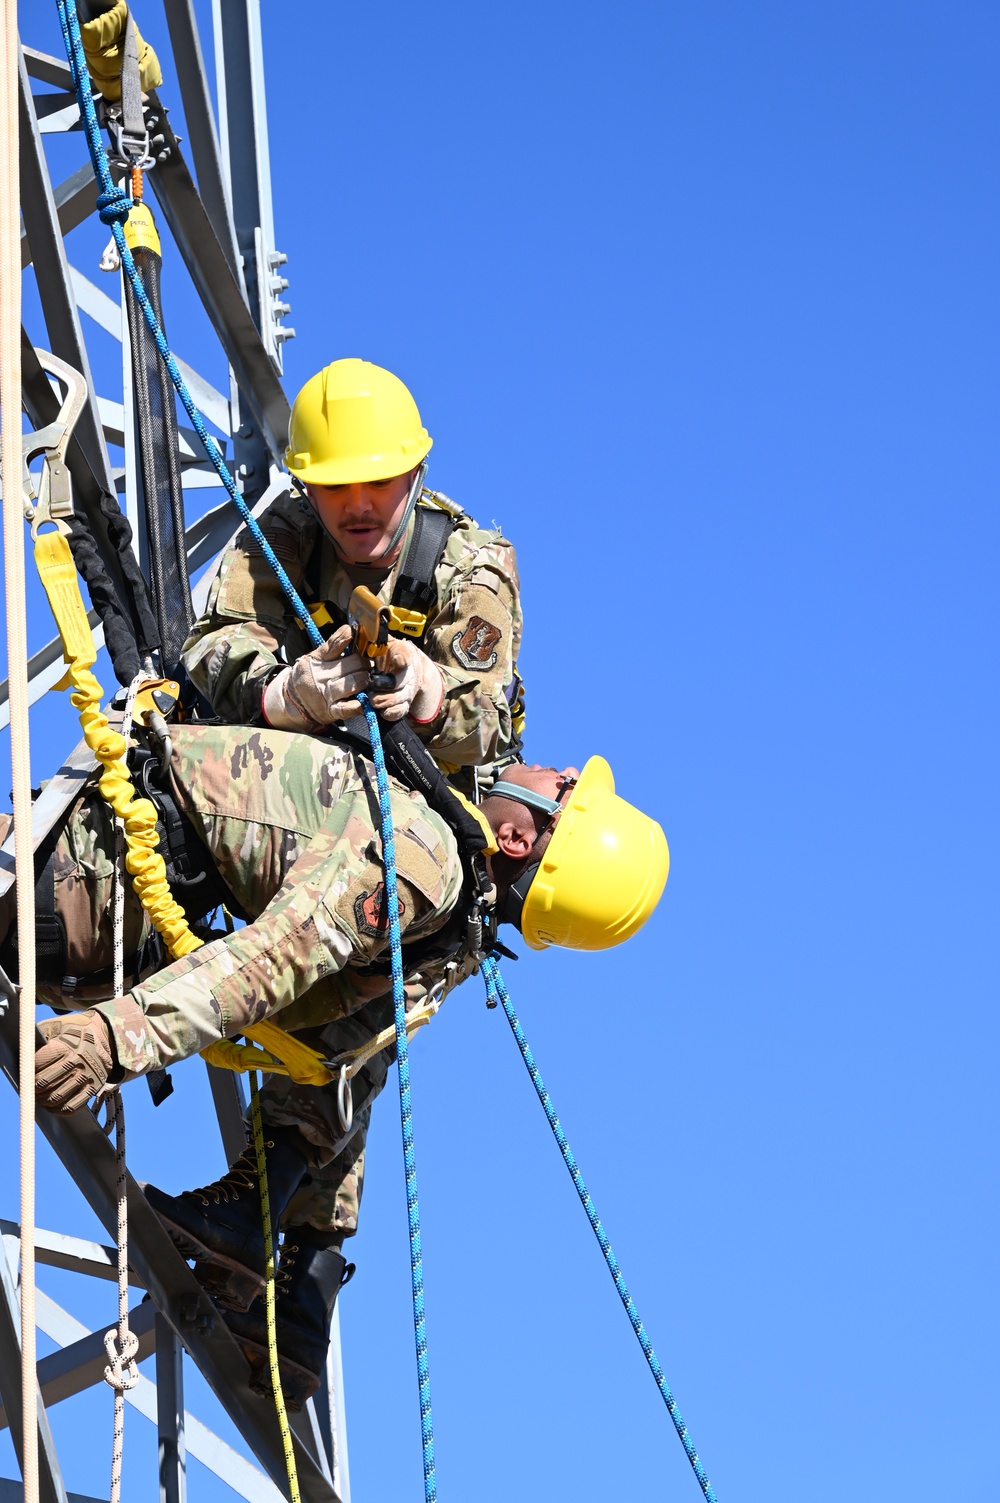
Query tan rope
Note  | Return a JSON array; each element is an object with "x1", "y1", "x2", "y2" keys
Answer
[
  {"x1": 0, "y1": 11, "x2": 37, "y2": 1503},
  {"x1": 333, "y1": 997, "x2": 442, "y2": 1084}
]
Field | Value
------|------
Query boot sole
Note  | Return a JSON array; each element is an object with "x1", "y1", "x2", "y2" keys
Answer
[
  {"x1": 233, "y1": 1334, "x2": 320, "y2": 1413},
  {"x1": 147, "y1": 1208, "x2": 265, "y2": 1312}
]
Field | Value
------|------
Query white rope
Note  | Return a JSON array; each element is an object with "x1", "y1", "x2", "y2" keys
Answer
[
  {"x1": 95, "y1": 1092, "x2": 139, "y2": 1503},
  {"x1": 0, "y1": 11, "x2": 37, "y2": 1503},
  {"x1": 113, "y1": 673, "x2": 150, "y2": 998},
  {"x1": 98, "y1": 673, "x2": 149, "y2": 1503}
]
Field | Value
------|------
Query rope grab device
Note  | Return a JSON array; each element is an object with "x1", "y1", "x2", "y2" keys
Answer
[{"x1": 7, "y1": 0, "x2": 726, "y2": 1498}]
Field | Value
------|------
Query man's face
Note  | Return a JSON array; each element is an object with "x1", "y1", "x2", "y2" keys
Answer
[
  {"x1": 483, "y1": 763, "x2": 581, "y2": 862},
  {"x1": 307, "y1": 468, "x2": 416, "y2": 565}
]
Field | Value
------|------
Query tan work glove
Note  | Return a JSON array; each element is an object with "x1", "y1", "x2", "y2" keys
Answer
[
  {"x1": 35, "y1": 1011, "x2": 116, "y2": 1115},
  {"x1": 370, "y1": 638, "x2": 445, "y2": 724},
  {"x1": 80, "y1": 0, "x2": 163, "y2": 99},
  {"x1": 263, "y1": 626, "x2": 370, "y2": 732}
]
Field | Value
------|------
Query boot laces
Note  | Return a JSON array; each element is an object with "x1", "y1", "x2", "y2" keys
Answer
[
  {"x1": 276, "y1": 1242, "x2": 297, "y2": 1292},
  {"x1": 187, "y1": 1140, "x2": 274, "y2": 1207}
]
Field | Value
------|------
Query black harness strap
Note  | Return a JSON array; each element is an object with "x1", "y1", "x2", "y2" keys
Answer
[
  {"x1": 304, "y1": 501, "x2": 455, "y2": 641},
  {"x1": 34, "y1": 842, "x2": 66, "y2": 978},
  {"x1": 392, "y1": 504, "x2": 454, "y2": 618}
]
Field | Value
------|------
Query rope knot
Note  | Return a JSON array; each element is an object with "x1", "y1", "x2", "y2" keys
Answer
[
  {"x1": 103, "y1": 1325, "x2": 140, "y2": 1393},
  {"x1": 96, "y1": 187, "x2": 131, "y2": 226}
]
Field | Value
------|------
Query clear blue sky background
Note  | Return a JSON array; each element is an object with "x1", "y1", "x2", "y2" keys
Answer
[{"x1": 1, "y1": 2, "x2": 999, "y2": 1500}]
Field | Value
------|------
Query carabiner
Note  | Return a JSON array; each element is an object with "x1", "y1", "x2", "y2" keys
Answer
[
  {"x1": 337, "y1": 1065, "x2": 354, "y2": 1135},
  {"x1": 22, "y1": 351, "x2": 87, "y2": 540}
]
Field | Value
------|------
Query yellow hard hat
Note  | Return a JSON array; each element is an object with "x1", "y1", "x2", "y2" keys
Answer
[
  {"x1": 503, "y1": 757, "x2": 670, "y2": 952},
  {"x1": 285, "y1": 358, "x2": 433, "y2": 485}
]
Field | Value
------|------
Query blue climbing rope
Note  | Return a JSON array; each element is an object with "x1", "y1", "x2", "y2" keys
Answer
[
  {"x1": 481, "y1": 954, "x2": 718, "y2": 1503},
  {"x1": 359, "y1": 694, "x2": 437, "y2": 1502},
  {"x1": 54, "y1": 0, "x2": 323, "y2": 653},
  {"x1": 56, "y1": 7, "x2": 436, "y2": 1489},
  {"x1": 55, "y1": 12, "x2": 713, "y2": 1496}
]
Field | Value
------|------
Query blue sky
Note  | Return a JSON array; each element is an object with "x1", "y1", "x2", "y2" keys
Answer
[{"x1": 2, "y1": 1, "x2": 999, "y2": 1500}]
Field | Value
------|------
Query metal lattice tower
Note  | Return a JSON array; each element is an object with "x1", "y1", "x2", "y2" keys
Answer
[{"x1": 0, "y1": 5, "x2": 348, "y2": 1500}]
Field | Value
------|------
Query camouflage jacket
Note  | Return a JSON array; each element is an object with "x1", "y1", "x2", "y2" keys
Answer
[
  {"x1": 181, "y1": 489, "x2": 523, "y2": 778},
  {"x1": 89, "y1": 723, "x2": 481, "y2": 1076}
]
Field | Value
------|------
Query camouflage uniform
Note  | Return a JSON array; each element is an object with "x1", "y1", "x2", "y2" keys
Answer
[
  {"x1": 181, "y1": 489, "x2": 524, "y2": 780},
  {"x1": 21, "y1": 723, "x2": 481, "y2": 1237}
]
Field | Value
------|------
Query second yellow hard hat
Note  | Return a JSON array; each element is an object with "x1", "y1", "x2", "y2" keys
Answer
[
  {"x1": 285, "y1": 358, "x2": 433, "y2": 485},
  {"x1": 517, "y1": 757, "x2": 670, "y2": 952}
]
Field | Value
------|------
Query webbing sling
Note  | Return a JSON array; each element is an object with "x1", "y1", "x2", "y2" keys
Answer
[{"x1": 122, "y1": 206, "x2": 194, "y2": 673}]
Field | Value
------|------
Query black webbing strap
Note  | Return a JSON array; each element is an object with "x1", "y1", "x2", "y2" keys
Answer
[
  {"x1": 124, "y1": 243, "x2": 195, "y2": 673},
  {"x1": 0, "y1": 822, "x2": 68, "y2": 984},
  {"x1": 34, "y1": 842, "x2": 66, "y2": 978},
  {"x1": 392, "y1": 504, "x2": 454, "y2": 617}
]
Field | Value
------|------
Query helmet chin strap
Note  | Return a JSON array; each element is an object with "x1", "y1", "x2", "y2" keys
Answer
[
  {"x1": 489, "y1": 781, "x2": 562, "y2": 816},
  {"x1": 502, "y1": 860, "x2": 539, "y2": 931},
  {"x1": 370, "y1": 461, "x2": 428, "y2": 564}
]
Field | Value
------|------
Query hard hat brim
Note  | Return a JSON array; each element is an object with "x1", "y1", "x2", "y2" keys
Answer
[
  {"x1": 521, "y1": 757, "x2": 611, "y2": 952},
  {"x1": 285, "y1": 435, "x2": 432, "y2": 486}
]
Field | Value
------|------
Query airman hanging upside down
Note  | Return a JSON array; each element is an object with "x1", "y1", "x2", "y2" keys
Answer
[{"x1": 11, "y1": 720, "x2": 667, "y2": 1408}]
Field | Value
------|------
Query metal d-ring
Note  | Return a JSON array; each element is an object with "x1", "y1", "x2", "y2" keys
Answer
[{"x1": 337, "y1": 1065, "x2": 354, "y2": 1135}]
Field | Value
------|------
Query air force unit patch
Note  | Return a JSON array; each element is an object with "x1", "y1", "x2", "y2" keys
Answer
[
  {"x1": 354, "y1": 882, "x2": 406, "y2": 938},
  {"x1": 451, "y1": 615, "x2": 502, "y2": 672}
]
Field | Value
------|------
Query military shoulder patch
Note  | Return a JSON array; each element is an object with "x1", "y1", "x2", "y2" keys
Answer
[
  {"x1": 451, "y1": 614, "x2": 503, "y2": 672},
  {"x1": 353, "y1": 882, "x2": 406, "y2": 938}
]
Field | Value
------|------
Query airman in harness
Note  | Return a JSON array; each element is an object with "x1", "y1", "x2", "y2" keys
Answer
[
  {"x1": 182, "y1": 357, "x2": 525, "y2": 792},
  {"x1": 23, "y1": 720, "x2": 668, "y2": 1409}
]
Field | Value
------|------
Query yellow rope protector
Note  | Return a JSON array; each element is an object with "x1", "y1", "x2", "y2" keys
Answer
[
  {"x1": 36, "y1": 531, "x2": 342, "y2": 1087},
  {"x1": 35, "y1": 529, "x2": 203, "y2": 962}
]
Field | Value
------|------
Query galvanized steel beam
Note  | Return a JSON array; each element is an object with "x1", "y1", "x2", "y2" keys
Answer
[
  {"x1": 0, "y1": 1002, "x2": 342, "y2": 1503},
  {"x1": 161, "y1": 0, "x2": 242, "y2": 285},
  {"x1": 0, "y1": 1246, "x2": 69, "y2": 1503},
  {"x1": 144, "y1": 93, "x2": 290, "y2": 468}
]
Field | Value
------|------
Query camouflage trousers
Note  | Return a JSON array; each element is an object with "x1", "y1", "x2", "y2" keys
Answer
[{"x1": 3, "y1": 723, "x2": 467, "y2": 1236}]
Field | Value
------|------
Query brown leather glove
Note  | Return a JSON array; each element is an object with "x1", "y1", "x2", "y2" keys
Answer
[{"x1": 35, "y1": 1010, "x2": 116, "y2": 1115}]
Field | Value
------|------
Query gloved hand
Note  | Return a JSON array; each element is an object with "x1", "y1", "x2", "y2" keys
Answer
[
  {"x1": 35, "y1": 1010, "x2": 116, "y2": 1115},
  {"x1": 263, "y1": 626, "x2": 370, "y2": 731},
  {"x1": 370, "y1": 638, "x2": 445, "y2": 724}
]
